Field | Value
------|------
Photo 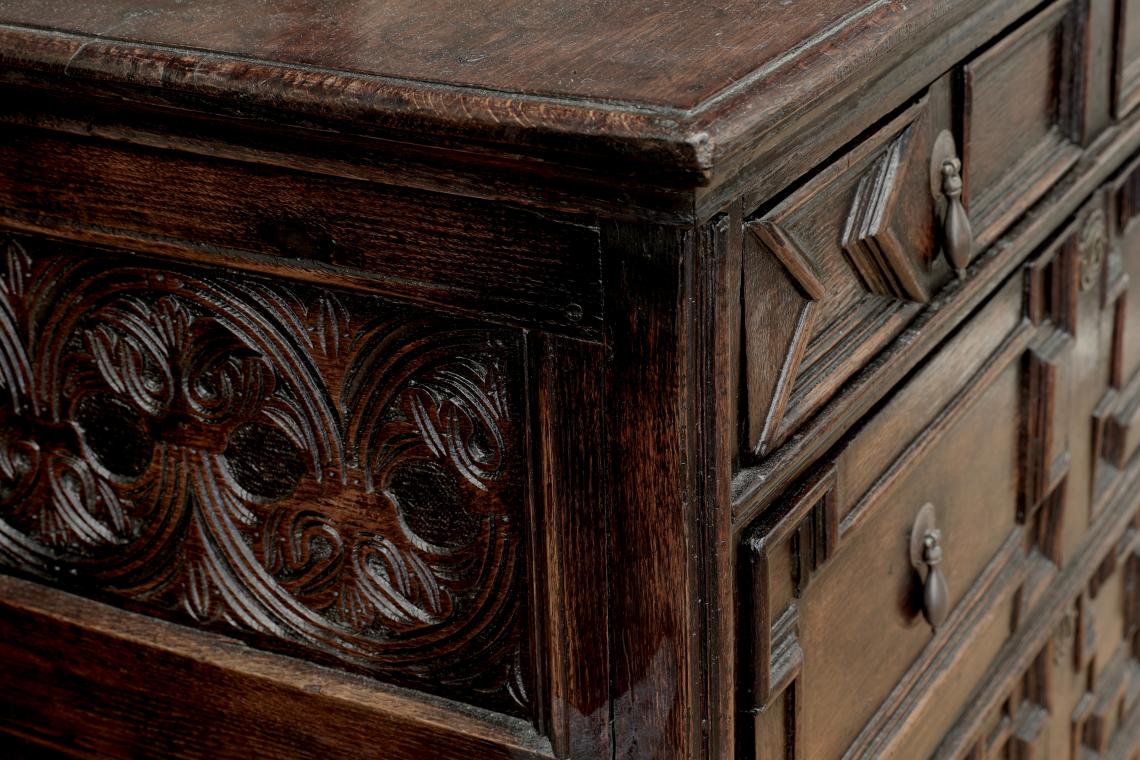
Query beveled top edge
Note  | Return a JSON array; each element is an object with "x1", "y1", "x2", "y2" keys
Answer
[{"x1": 0, "y1": 0, "x2": 1018, "y2": 187}]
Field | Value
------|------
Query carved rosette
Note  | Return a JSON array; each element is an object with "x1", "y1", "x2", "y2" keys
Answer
[{"x1": 0, "y1": 234, "x2": 532, "y2": 716}]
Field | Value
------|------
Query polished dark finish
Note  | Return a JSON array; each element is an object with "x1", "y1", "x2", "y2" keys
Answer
[
  {"x1": 0, "y1": 0, "x2": 878, "y2": 108},
  {"x1": 3, "y1": 1, "x2": 1140, "y2": 759}
]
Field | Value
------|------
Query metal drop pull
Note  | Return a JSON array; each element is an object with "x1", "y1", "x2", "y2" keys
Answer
[
  {"x1": 910, "y1": 503, "x2": 950, "y2": 631},
  {"x1": 921, "y1": 530, "x2": 949, "y2": 629},
  {"x1": 931, "y1": 131, "x2": 974, "y2": 278}
]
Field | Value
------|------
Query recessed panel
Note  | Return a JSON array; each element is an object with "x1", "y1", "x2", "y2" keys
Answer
[{"x1": 962, "y1": 0, "x2": 1081, "y2": 248}]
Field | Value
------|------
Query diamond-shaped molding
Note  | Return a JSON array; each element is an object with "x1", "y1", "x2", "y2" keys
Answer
[{"x1": 841, "y1": 126, "x2": 931, "y2": 303}]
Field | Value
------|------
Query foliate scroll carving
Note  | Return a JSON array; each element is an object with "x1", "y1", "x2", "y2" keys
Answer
[{"x1": 0, "y1": 234, "x2": 532, "y2": 716}]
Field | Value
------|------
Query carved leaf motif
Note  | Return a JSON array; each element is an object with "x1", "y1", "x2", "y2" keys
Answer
[
  {"x1": 408, "y1": 358, "x2": 509, "y2": 492},
  {"x1": 1, "y1": 238, "x2": 30, "y2": 298},
  {"x1": 87, "y1": 298, "x2": 276, "y2": 427},
  {"x1": 350, "y1": 534, "x2": 448, "y2": 630},
  {"x1": 0, "y1": 434, "x2": 38, "y2": 502},
  {"x1": 307, "y1": 296, "x2": 350, "y2": 360},
  {"x1": 0, "y1": 241, "x2": 35, "y2": 412},
  {"x1": 182, "y1": 559, "x2": 217, "y2": 622},
  {"x1": 263, "y1": 508, "x2": 345, "y2": 607},
  {"x1": 87, "y1": 311, "x2": 176, "y2": 417},
  {"x1": 45, "y1": 452, "x2": 128, "y2": 547}
]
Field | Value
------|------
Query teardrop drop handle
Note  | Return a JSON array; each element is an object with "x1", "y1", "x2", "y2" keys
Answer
[
  {"x1": 921, "y1": 529, "x2": 949, "y2": 630},
  {"x1": 941, "y1": 158, "x2": 973, "y2": 278}
]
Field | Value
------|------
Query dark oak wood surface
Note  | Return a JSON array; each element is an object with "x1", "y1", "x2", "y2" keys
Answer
[
  {"x1": 0, "y1": 0, "x2": 1055, "y2": 190},
  {"x1": 0, "y1": 0, "x2": 869, "y2": 109},
  {"x1": 0, "y1": 573, "x2": 552, "y2": 760},
  {"x1": 5, "y1": 1, "x2": 1140, "y2": 759}
]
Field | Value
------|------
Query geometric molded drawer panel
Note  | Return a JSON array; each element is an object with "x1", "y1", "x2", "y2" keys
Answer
[
  {"x1": 0, "y1": 232, "x2": 532, "y2": 717},
  {"x1": 960, "y1": 0, "x2": 1081, "y2": 249},
  {"x1": 740, "y1": 181, "x2": 1140, "y2": 760},
  {"x1": 741, "y1": 267, "x2": 1060, "y2": 758},
  {"x1": 741, "y1": 96, "x2": 951, "y2": 458}
]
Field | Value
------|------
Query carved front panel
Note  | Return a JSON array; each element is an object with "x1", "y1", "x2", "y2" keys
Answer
[{"x1": 0, "y1": 232, "x2": 533, "y2": 717}]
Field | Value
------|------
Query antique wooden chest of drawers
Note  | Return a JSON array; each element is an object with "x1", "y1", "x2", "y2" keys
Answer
[{"x1": 3, "y1": 1, "x2": 1140, "y2": 758}]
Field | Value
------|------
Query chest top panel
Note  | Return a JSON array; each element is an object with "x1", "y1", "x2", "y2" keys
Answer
[
  {"x1": 0, "y1": 0, "x2": 1044, "y2": 214},
  {"x1": 0, "y1": 0, "x2": 868, "y2": 108}
]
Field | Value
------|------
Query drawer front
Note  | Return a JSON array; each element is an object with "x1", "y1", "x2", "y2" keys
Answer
[
  {"x1": 741, "y1": 174, "x2": 1140, "y2": 757},
  {"x1": 924, "y1": 185, "x2": 1140, "y2": 758},
  {"x1": 0, "y1": 231, "x2": 538, "y2": 720},
  {"x1": 960, "y1": 0, "x2": 1082, "y2": 249},
  {"x1": 955, "y1": 152, "x2": 1140, "y2": 760},
  {"x1": 742, "y1": 269, "x2": 1033, "y2": 759},
  {"x1": 940, "y1": 519, "x2": 1140, "y2": 759},
  {"x1": 739, "y1": 1, "x2": 1087, "y2": 462},
  {"x1": 742, "y1": 92, "x2": 956, "y2": 457}
]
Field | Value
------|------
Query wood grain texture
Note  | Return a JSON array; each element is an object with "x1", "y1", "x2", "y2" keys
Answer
[
  {"x1": 0, "y1": 85, "x2": 698, "y2": 226},
  {"x1": 959, "y1": 0, "x2": 1082, "y2": 250},
  {"x1": 0, "y1": 574, "x2": 553, "y2": 760},
  {"x1": 0, "y1": 123, "x2": 603, "y2": 340},
  {"x1": 0, "y1": 0, "x2": 873, "y2": 110},
  {"x1": 1081, "y1": 0, "x2": 1115, "y2": 144},
  {"x1": 0, "y1": 0, "x2": 1059, "y2": 191},
  {"x1": 933, "y1": 459, "x2": 1140, "y2": 759},
  {"x1": 737, "y1": 171, "x2": 1140, "y2": 757},
  {"x1": 602, "y1": 220, "x2": 698, "y2": 759},
  {"x1": 740, "y1": 97, "x2": 944, "y2": 459},
  {"x1": 742, "y1": 268, "x2": 1030, "y2": 757},
  {"x1": 711, "y1": 0, "x2": 1045, "y2": 219},
  {"x1": 7, "y1": 0, "x2": 1140, "y2": 757},
  {"x1": 534, "y1": 336, "x2": 611, "y2": 758},
  {"x1": 0, "y1": 0, "x2": 1090, "y2": 229},
  {"x1": 692, "y1": 205, "x2": 743, "y2": 759},
  {"x1": 734, "y1": 65, "x2": 1140, "y2": 532}
]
